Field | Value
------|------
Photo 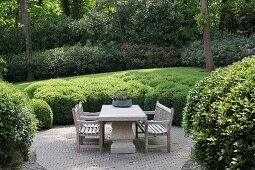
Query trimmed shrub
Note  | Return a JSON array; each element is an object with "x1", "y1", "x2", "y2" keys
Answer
[
  {"x1": 0, "y1": 56, "x2": 7, "y2": 79},
  {"x1": 31, "y1": 99, "x2": 53, "y2": 130},
  {"x1": 0, "y1": 81, "x2": 37, "y2": 169},
  {"x1": 24, "y1": 67, "x2": 207, "y2": 125},
  {"x1": 33, "y1": 85, "x2": 86, "y2": 124},
  {"x1": 5, "y1": 43, "x2": 181, "y2": 82},
  {"x1": 181, "y1": 33, "x2": 255, "y2": 67},
  {"x1": 183, "y1": 56, "x2": 255, "y2": 169},
  {"x1": 31, "y1": 44, "x2": 123, "y2": 80}
]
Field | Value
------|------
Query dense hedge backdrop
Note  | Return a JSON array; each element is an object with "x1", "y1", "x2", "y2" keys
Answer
[{"x1": 4, "y1": 44, "x2": 181, "y2": 82}]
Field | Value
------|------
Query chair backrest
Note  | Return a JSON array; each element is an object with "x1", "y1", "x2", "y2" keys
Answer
[
  {"x1": 153, "y1": 101, "x2": 174, "y2": 128},
  {"x1": 72, "y1": 104, "x2": 80, "y2": 134}
]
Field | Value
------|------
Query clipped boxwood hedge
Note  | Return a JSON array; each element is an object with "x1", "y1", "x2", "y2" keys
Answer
[
  {"x1": 31, "y1": 99, "x2": 53, "y2": 130},
  {"x1": 34, "y1": 85, "x2": 86, "y2": 124},
  {"x1": 183, "y1": 56, "x2": 255, "y2": 169},
  {"x1": 0, "y1": 81, "x2": 37, "y2": 169},
  {"x1": 24, "y1": 68, "x2": 207, "y2": 125}
]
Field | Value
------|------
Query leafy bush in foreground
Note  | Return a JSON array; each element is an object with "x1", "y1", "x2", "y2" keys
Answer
[
  {"x1": 24, "y1": 68, "x2": 207, "y2": 125},
  {"x1": 183, "y1": 56, "x2": 255, "y2": 169},
  {"x1": 0, "y1": 81, "x2": 37, "y2": 169},
  {"x1": 31, "y1": 99, "x2": 53, "y2": 130}
]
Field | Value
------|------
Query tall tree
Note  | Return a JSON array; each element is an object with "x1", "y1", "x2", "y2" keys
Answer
[
  {"x1": 73, "y1": 0, "x2": 80, "y2": 19},
  {"x1": 20, "y1": 0, "x2": 34, "y2": 80},
  {"x1": 62, "y1": 0, "x2": 70, "y2": 16},
  {"x1": 200, "y1": 0, "x2": 214, "y2": 71},
  {"x1": 38, "y1": 0, "x2": 43, "y2": 6}
]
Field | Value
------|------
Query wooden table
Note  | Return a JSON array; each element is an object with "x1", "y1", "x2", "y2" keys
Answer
[{"x1": 99, "y1": 105, "x2": 147, "y2": 153}]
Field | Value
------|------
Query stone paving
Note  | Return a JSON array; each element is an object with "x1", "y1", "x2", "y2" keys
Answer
[{"x1": 31, "y1": 124, "x2": 193, "y2": 170}]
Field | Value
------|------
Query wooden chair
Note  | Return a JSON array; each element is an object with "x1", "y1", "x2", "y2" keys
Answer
[
  {"x1": 136, "y1": 102, "x2": 174, "y2": 153},
  {"x1": 72, "y1": 103, "x2": 103, "y2": 152},
  {"x1": 77, "y1": 102, "x2": 100, "y2": 120}
]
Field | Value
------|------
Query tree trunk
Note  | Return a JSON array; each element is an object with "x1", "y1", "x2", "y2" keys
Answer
[
  {"x1": 73, "y1": 0, "x2": 80, "y2": 19},
  {"x1": 200, "y1": 0, "x2": 215, "y2": 72},
  {"x1": 20, "y1": 0, "x2": 34, "y2": 80},
  {"x1": 219, "y1": 0, "x2": 227, "y2": 30},
  {"x1": 62, "y1": 0, "x2": 71, "y2": 16},
  {"x1": 38, "y1": 0, "x2": 43, "y2": 6},
  {"x1": 113, "y1": 0, "x2": 125, "y2": 38}
]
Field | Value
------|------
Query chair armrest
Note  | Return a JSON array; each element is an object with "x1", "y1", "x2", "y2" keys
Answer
[
  {"x1": 80, "y1": 116, "x2": 99, "y2": 121},
  {"x1": 143, "y1": 120, "x2": 170, "y2": 125},
  {"x1": 81, "y1": 112, "x2": 100, "y2": 116},
  {"x1": 144, "y1": 111, "x2": 155, "y2": 115},
  {"x1": 77, "y1": 120, "x2": 100, "y2": 125}
]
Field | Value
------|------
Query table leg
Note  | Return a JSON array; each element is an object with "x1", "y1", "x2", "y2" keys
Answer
[
  {"x1": 100, "y1": 121, "x2": 104, "y2": 152},
  {"x1": 111, "y1": 121, "x2": 136, "y2": 153}
]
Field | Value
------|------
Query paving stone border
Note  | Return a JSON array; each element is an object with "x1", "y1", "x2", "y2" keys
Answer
[{"x1": 29, "y1": 125, "x2": 193, "y2": 170}]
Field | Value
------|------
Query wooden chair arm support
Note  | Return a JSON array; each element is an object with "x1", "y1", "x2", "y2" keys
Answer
[
  {"x1": 144, "y1": 111, "x2": 155, "y2": 115},
  {"x1": 81, "y1": 112, "x2": 100, "y2": 116},
  {"x1": 80, "y1": 116, "x2": 99, "y2": 120},
  {"x1": 143, "y1": 120, "x2": 170, "y2": 125},
  {"x1": 77, "y1": 120, "x2": 100, "y2": 125}
]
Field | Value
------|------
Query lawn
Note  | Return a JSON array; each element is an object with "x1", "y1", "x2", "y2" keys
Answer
[
  {"x1": 16, "y1": 67, "x2": 207, "y2": 90},
  {"x1": 16, "y1": 67, "x2": 208, "y2": 125}
]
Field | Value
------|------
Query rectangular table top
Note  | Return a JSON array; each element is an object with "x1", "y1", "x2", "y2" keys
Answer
[{"x1": 99, "y1": 105, "x2": 147, "y2": 121}]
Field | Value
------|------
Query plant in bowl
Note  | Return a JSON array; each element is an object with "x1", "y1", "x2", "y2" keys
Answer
[{"x1": 112, "y1": 91, "x2": 132, "y2": 107}]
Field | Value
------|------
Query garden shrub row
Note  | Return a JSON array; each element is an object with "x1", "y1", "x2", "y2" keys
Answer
[
  {"x1": 183, "y1": 56, "x2": 255, "y2": 169},
  {"x1": 0, "y1": 81, "x2": 37, "y2": 169},
  {"x1": 4, "y1": 43, "x2": 180, "y2": 82},
  {"x1": 181, "y1": 33, "x2": 255, "y2": 67},
  {"x1": 24, "y1": 68, "x2": 207, "y2": 125}
]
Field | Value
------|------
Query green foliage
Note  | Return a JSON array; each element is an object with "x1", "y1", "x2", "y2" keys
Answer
[
  {"x1": 209, "y1": 0, "x2": 255, "y2": 35},
  {"x1": 112, "y1": 91, "x2": 131, "y2": 100},
  {"x1": 0, "y1": 81, "x2": 37, "y2": 169},
  {"x1": 31, "y1": 99, "x2": 53, "y2": 130},
  {"x1": 31, "y1": 43, "x2": 122, "y2": 80},
  {"x1": 23, "y1": 68, "x2": 207, "y2": 125},
  {"x1": 0, "y1": 0, "x2": 199, "y2": 55},
  {"x1": 5, "y1": 43, "x2": 180, "y2": 82},
  {"x1": 33, "y1": 85, "x2": 86, "y2": 124},
  {"x1": 121, "y1": 44, "x2": 181, "y2": 69},
  {"x1": 0, "y1": 28, "x2": 25, "y2": 55},
  {"x1": 3, "y1": 53, "x2": 28, "y2": 82},
  {"x1": 181, "y1": 33, "x2": 255, "y2": 67},
  {"x1": 183, "y1": 56, "x2": 255, "y2": 169},
  {"x1": 0, "y1": 56, "x2": 7, "y2": 79},
  {"x1": 194, "y1": 9, "x2": 208, "y2": 32}
]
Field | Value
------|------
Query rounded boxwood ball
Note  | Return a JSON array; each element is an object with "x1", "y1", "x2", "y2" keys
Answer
[{"x1": 31, "y1": 99, "x2": 53, "y2": 130}]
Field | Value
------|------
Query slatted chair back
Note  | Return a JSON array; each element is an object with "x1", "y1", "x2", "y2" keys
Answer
[
  {"x1": 72, "y1": 104, "x2": 82, "y2": 135},
  {"x1": 72, "y1": 104, "x2": 102, "y2": 152},
  {"x1": 153, "y1": 102, "x2": 174, "y2": 128}
]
